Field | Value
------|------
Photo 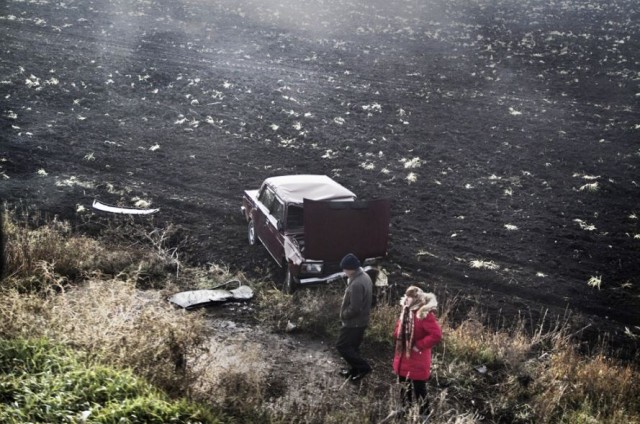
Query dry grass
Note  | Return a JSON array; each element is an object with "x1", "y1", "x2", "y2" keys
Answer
[
  {"x1": 1, "y1": 212, "x2": 639, "y2": 423},
  {"x1": 0, "y1": 278, "x2": 207, "y2": 397}
]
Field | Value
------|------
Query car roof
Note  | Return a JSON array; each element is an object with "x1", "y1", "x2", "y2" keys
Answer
[{"x1": 264, "y1": 175, "x2": 357, "y2": 204}]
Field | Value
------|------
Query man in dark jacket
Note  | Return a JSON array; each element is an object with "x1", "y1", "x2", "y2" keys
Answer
[{"x1": 336, "y1": 253, "x2": 373, "y2": 382}]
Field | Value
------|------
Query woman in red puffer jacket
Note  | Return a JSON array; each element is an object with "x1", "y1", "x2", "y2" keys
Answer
[{"x1": 392, "y1": 285, "x2": 442, "y2": 418}]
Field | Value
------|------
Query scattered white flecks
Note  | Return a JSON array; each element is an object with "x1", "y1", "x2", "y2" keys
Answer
[
  {"x1": 360, "y1": 161, "x2": 375, "y2": 171},
  {"x1": 362, "y1": 103, "x2": 382, "y2": 112},
  {"x1": 488, "y1": 174, "x2": 501, "y2": 180},
  {"x1": 282, "y1": 96, "x2": 300, "y2": 103},
  {"x1": 381, "y1": 168, "x2": 391, "y2": 175},
  {"x1": 321, "y1": 150, "x2": 337, "y2": 159},
  {"x1": 292, "y1": 122, "x2": 302, "y2": 131},
  {"x1": 270, "y1": 124, "x2": 279, "y2": 131},
  {"x1": 190, "y1": 99, "x2": 199, "y2": 106},
  {"x1": 401, "y1": 157, "x2": 422, "y2": 169},
  {"x1": 149, "y1": 143, "x2": 160, "y2": 151},
  {"x1": 574, "y1": 219, "x2": 596, "y2": 231},
  {"x1": 222, "y1": 81, "x2": 233, "y2": 89},
  {"x1": 304, "y1": 112, "x2": 313, "y2": 118},
  {"x1": 465, "y1": 183, "x2": 473, "y2": 189},
  {"x1": 45, "y1": 77, "x2": 59, "y2": 86},
  {"x1": 76, "y1": 204, "x2": 86, "y2": 213},
  {"x1": 174, "y1": 116, "x2": 187, "y2": 125},
  {"x1": 573, "y1": 173, "x2": 600, "y2": 180},
  {"x1": 189, "y1": 118, "x2": 200, "y2": 128},
  {"x1": 211, "y1": 90, "x2": 224, "y2": 100},
  {"x1": 105, "y1": 79, "x2": 114, "y2": 85},
  {"x1": 133, "y1": 198, "x2": 151, "y2": 208},
  {"x1": 83, "y1": 152, "x2": 95, "y2": 161},
  {"x1": 578, "y1": 182, "x2": 599, "y2": 192},
  {"x1": 587, "y1": 275, "x2": 602, "y2": 290},
  {"x1": 536, "y1": 272, "x2": 547, "y2": 277},
  {"x1": 624, "y1": 327, "x2": 639, "y2": 339},
  {"x1": 282, "y1": 109, "x2": 299, "y2": 117},
  {"x1": 37, "y1": 169, "x2": 47, "y2": 176},
  {"x1": 504, "y1": 224, "x2": 519, "y2": 231},
  {"x1": 56, "y1": 176, "x2": 93, "y2": 188},
  {"x1": 504, "y1": 187, "x2": 513, "y2": 196},
  {"x1": 470, "y1": 260, "x2": 500, "y2": 270},
  {"x1": 416, "y1": 250, "x2": 438, "y2": 258},
  {"x1": 34, "y1": 18, "x2": 46, "y2": 26},
  {"x1": 333, "y1": 117, "x2": 345, "y2": 125},
  {"x1": 25, "y1": 75, "x2": 41, "y2": 88},
  {"x1": 397, "y1": 108, "x2": 406, "y2": 116},
  {"x1": 522, "y1": 171, "x2": 532, "y2": 176},
  {"x1": 6, "y1": 111, "x2": 17, "y2": 119},
  {"x1": 279, "y1": 138, "x2": 295, "y2": 146},
  {"x1": 508, "y1": 107, "x2": 522, "y2": 116},
  {"x1": 406, "y1": 172, "x2": 418, "y2": 184}
]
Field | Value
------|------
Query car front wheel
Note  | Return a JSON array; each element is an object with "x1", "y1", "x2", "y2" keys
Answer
[
  {"x1": 283, "y1": 267, "x2": 298, "y2": 294},
  {"x1": 248, "y1": 220, "x2": 257, "y2": 245}
]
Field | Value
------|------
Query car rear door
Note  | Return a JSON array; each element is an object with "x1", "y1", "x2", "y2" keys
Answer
[{"x1": 303, "y1": 198, "x2": 391, "y2": 261}]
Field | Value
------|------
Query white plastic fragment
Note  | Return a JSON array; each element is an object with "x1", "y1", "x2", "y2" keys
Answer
[{"x1": 92, "y1": 200, "x2": 159, "y2": 214}]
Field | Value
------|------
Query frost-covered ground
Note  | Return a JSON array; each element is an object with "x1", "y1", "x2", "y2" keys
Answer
[{"x1": 1, "y1": 0, "x2": 639, "y2": 352}]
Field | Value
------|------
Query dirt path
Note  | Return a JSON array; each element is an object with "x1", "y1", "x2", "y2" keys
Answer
[{"x1": 192, "y1": 306, "x2": 397, "y2": 418}]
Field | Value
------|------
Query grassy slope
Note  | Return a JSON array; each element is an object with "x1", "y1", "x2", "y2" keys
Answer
[{"x1": 1, "y1": 211, "x2": 639, "y2": 423}]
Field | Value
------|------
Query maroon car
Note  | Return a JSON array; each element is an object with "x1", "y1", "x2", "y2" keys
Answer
[{"x1": 241, "y1": 175, "x2": 391, "y2": 292}]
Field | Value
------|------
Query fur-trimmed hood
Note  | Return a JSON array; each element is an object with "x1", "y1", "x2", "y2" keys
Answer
[{"x1": 399, "y1": 286, "x2": 437, "y2": 319}]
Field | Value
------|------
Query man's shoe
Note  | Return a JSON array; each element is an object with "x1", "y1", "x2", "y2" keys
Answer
[
  {"x1": 338, "y1": 368, "x2": 353, "y2": 378},
  {"x1": 349, "y1": 369, "x2": 371, "y2": 383}
]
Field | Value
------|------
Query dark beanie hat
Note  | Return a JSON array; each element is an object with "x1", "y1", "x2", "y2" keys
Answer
[{"x1": 340, "y1": 253, "x2": 361, "y2": 270}]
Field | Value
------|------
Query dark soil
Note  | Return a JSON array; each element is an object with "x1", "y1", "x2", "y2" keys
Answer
[{"x1": 1, "y1": 0, "x2": 639, "y2": 356}]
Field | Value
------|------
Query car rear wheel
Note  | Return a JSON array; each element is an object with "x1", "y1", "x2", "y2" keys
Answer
[
  {"x1": 283, "y1": 267, "x2": 298, "y2": 294},
  {"x1": 248, "y1": 220, "x2": 257, "y2": 245}
]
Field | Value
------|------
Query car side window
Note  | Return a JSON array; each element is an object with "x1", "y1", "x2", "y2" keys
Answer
[
  {"x1": 258, "y1": 187, "x2": 275, "y2": 211},
  {"x1": 270, "y1": 199, "x2": 285, "y2": 222}
]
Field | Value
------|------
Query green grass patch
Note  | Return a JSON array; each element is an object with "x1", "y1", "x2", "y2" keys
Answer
[{"x1": 0, "y1": 338, "x2": 222, "y2": 424}]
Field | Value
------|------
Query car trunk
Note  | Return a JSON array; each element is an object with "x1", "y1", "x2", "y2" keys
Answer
[{"x1": 303, "y1": 199, "x2": 391, "y2": 261}]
